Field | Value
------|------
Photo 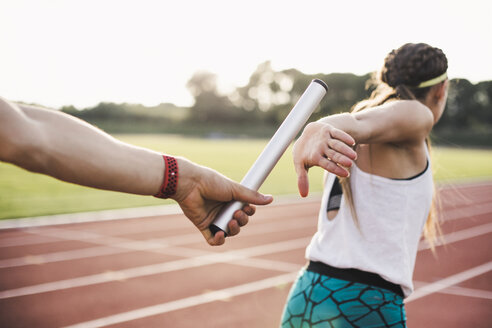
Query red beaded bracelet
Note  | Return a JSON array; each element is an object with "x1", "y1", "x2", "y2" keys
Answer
[{"x1": 154, "y1": 155, "x2": 179, "y2": 199}]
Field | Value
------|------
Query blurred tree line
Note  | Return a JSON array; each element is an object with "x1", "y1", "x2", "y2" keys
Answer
[{"x1": 61, "y1": 61, "x2": 491, "y2": 146}]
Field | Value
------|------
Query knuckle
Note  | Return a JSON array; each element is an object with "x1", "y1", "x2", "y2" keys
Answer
[
  {"x1": 323, "y1": 127, "x2": 332, "y2": 138},
  {"x1": 326, "y1": 139, "x2": 333, "y2": 149},
  {"x1": 323, "y1": 159, "x2": 336, "y2": 170},
  {"x1": 197, "y1": 220, "x2": 210, "y2": 231},
  {"x1": 327, "y1": 139, "x2": 338, "y2": 149}
]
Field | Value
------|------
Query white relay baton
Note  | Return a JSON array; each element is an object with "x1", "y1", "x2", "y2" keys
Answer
[{"x1": 210, "y1": 79, "x2": 328, "y2": 236}]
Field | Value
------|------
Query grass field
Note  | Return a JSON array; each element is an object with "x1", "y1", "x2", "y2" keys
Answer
[{"x1": 1, "y1": 134, "x2": 491, "y2": 220}]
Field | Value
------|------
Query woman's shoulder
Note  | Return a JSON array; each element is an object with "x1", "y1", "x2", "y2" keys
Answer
[
  {"x1": 387, "y1": 99, "x2": 433, "y2": 120},
  {"x1": 382, "y1": 100, "x2": 434, "y2": 141}
]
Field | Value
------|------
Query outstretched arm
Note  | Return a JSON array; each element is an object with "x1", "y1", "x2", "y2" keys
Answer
[
  {"x1": 0, "y1": 98, "x2": 166, "y2": 195},
  {"x1": 0, "y1": 98, "x2": 272, "y2": 245},
  {"x1": 316, "y1": 100, "x2": 433, "y2": 144},
  {"x1": 293, "y1": 100, "x2": 433, "y2": 196}
]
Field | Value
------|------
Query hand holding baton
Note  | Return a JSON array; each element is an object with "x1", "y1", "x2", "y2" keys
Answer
[{"x1": 210, "y1": 79, "x2": 329, "y2": 236}]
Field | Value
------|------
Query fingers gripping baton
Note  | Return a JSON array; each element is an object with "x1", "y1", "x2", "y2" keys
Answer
[{"x1": 210, "y1": 79, "x2": 328, "y2": 236}]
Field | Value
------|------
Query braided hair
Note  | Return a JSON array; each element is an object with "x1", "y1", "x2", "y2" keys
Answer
[{"x1": 354, "y1": 43, "x2": 448, "y2": 111}]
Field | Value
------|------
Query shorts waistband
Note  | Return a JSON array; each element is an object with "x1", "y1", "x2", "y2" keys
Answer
[{"x1": 307, "y1": 261, "x2": 404, "y2": 298}]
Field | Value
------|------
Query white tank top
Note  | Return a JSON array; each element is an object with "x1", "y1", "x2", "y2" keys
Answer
[{"x1": 306, "y1": 151, "x2": 433, "y2": 298}]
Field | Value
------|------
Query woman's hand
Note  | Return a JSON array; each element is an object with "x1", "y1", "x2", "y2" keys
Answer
[
  {"x1": 293, "y1": 122, "x2": 357, "y2": 197},
  {"x1": 172, "y1": 158, "x2": 273, "y2": 246}
]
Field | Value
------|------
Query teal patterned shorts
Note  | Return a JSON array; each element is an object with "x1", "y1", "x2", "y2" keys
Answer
[{"x1": 281, "y1": 269, "x2": 406, "y2": 328}]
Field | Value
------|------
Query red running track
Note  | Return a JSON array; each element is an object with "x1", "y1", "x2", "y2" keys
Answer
[{"x1": 0, "y1": 181, "x2": 491, "y2": 327}]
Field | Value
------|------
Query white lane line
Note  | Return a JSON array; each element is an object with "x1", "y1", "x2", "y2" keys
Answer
[
  {"x1": 2, "y1": 195, "x2": 488, "y2": 250},
  {"x1": 0, "y1": 237, "x2": 311, "y2": 300},
  {"x1": 0, "y1": 200, "x2": 318, "y2": 248},
  {"x1": 2, "y1": 215, "x2": 489, "y2": 299},
  {"x1": 0, "y1": 180, "x2": 488, "y2": 233},
  {"x1": 3, "y1": 212, "x2": 487, "y2": 271},
  {"x1": 0, "y1": 216, "x2": 316, "y2": 269},
  {"x1": 0, "y1": 215, "x2": 200, "y2": 248},
  {"x1": 0, "y1": 258, "x2": 213, "y2": 299},
  {"x1": 437, "y1": 285, "x2": 492, "y2": 300},
  {"x1": 437, "y1": 183, "x2": 492, "y2": 210},
  {"x1": 62, "y1": 271, "x2": 298, "y2": 328},
  {"x1": 28, "y1": 212, "x2": 316, "y2": 246},
  {"x1": 414, "y1": 281, "x2": 492, "y2": 300},
  {"x1": 0, "y1": 180, "x2": 483, "y2": 232},
  {"x1": 0, "y1": 234, "x2": 64, "y2": 248},
  {"x1": 0, "y1": 246, "x2": 128, "y2": 269},
  {"x1": 442, "y1": 202, "x2": 492, "y2": 222},
  {"x1": 64, "y1": 261, "x2": 492, "y2": 328},
  {"x1": 0, "y1": 194, "x2": 323, "y2": 230},
  {"x1": 0, "y1": 229, "x2": 116, "y2": 248},
  {"x1": 406, "y1": 261, "x2": 492, "y2": 303},
  {"x1": 237, "y1": 258, "x2": 302, "y2": 273},
  {"x1": 0, "y1": 204, "x2": 183, "y2": 230},
  {"x1": 418, "y1": 222, "x2": 492, "y2": 250}
]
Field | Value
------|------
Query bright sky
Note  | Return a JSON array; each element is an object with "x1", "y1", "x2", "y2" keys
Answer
[{"x1": 1, "y1": 0, "x2": 491, "y2": 109}]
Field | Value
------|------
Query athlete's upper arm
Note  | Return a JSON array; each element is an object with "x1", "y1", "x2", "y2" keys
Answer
[
  {"x1": 351, "y1": 100, "x2": 434, "y2": 144},
  {"x1": 0, "y1": 98, "x2": 39, "y2": 163}
]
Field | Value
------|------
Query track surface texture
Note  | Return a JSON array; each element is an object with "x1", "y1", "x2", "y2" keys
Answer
[{"x1": 0, "y1": 181, "x2": 491, "y2": 327}]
